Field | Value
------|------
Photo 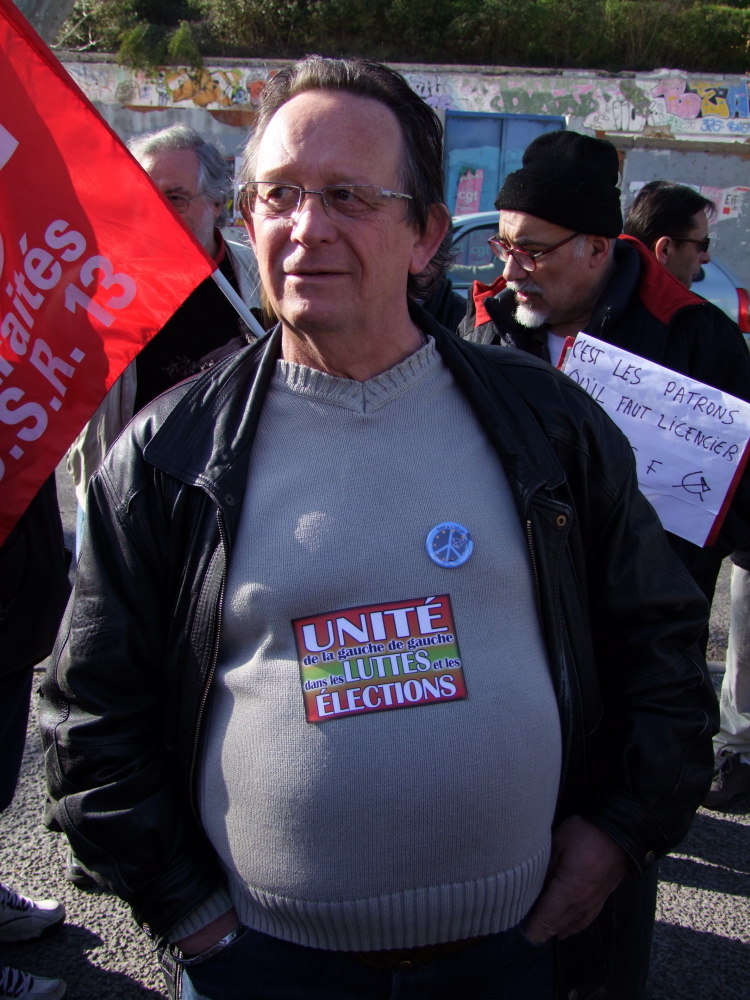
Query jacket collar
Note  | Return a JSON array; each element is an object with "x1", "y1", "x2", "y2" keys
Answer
[
  {"x1": 144, "y1": 308, "x2": 564, "y2": 516},
  {"x1": 616, "y1": 233, "x2": 703, "y2": 323},
  {"x1": 586, "y1": 238, "x2": 641, "y2": 335},
  {"x1": 425, "y1": 310, "x2": 565, "y2": 496}
]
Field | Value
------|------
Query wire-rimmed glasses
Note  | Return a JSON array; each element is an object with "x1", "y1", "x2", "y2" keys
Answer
[{"x1": 240, "y1": 182, "x2": 413, "y2": 221}]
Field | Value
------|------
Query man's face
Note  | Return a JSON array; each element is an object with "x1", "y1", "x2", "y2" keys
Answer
[
  {"x1": 497, "y1": 211, "x2": 606, "y2": 330},
  {"x1": 245, "y1": 90, "x2": 435, "y2": 340},
  {"x1": 142, "y1": 147, "x2": 221, "y2": 253},
  {"x1": 662, "y1": 209, "x2": 711, "y2": 289}
]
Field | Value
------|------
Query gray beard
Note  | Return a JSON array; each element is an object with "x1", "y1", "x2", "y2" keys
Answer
[
  {"x1": 507, "y1": 280, "x2": 550, "y2": 329},
  {"x1": 514, "y1": 300, "x2": 550, "y2": 329}
]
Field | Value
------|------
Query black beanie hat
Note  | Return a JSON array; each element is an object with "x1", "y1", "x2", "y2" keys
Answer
[{"x1": 495, "y1": 130, "x2": 623, "y2": 237}]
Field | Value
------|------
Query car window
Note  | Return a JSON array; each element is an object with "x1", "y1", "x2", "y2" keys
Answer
[{"x1": 451, "y1": 224, "x2": 505, "y2": 289}]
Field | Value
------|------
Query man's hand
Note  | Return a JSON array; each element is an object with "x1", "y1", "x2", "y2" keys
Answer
[
  {"x1": 175, "y1": 908, "x2": 240, "y2": 956},
  {"x1": 524, "y1": 816, "x2": 629, "y2": 944}
]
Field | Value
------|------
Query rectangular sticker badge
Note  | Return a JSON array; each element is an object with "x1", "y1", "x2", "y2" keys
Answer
[{"x1": 293, "y1": 595, "x2": 467, "y2": 723}]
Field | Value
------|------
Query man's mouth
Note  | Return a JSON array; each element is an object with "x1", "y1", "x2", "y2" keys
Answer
[
  {"x1": 508, "y1": 280, "x2": 544, "y2": 303},
  {"x1": 285, "y1": 268, "x2": 346, "y2": 277}
]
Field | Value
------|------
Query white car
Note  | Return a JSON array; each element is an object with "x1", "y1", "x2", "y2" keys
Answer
[{"x1": 450, "y1": 211, "x2": 750, "y2": 335}]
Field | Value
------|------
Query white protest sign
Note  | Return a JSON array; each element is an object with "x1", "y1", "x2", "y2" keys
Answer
[{"x1": 561, "y1": 334, "x2": 750, "y2": 546}]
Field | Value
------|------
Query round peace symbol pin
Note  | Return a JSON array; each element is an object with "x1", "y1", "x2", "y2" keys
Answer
[{"x1": 426, "y1": 522, "x2": 473, "y2": 568}]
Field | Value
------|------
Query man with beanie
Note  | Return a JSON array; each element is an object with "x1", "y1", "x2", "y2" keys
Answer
[{"x1": 459, "y1": 129, "x2": 750, "y2": 614}]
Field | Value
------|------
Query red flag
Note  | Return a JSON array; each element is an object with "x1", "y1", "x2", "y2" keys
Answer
[{"x1": 0, "y1": 0, "x2": 217, "y2": 544}]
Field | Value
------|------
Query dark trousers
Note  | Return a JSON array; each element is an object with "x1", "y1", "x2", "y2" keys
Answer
[
  {"x1": 0, "y1": 667, "x2": 33, "y2": 813},
  {"x1": 165, "y1": 921, "x2": 555, "y2": 1000}
]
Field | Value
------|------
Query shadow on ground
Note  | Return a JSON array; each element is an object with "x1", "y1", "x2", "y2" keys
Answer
[
  {"x1": 648, "y1": 922, "x2": 750, "y2": 1000},
  {"x1": 1, "y1": 921, "x2": 165, "y2": 999}
]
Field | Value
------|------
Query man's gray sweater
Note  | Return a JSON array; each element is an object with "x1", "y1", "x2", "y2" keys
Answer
[{"x1": 194, "y1": 338, "x2": 562, "y2": 951}]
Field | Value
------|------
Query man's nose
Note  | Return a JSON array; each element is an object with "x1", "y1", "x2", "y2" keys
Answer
[
  {"x1": 502, "y1": 254, "x2": 529, "y2": 283},
  {"x1": 290, "y1": 191, "x2": 336, "y2": 242}
]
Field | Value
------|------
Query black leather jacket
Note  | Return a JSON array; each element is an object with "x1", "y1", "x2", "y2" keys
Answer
[{"x1": 40, "y1": 316, "x2": 715, "y2": 965}]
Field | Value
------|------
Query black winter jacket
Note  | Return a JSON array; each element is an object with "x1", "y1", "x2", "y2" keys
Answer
[
  {"x1": 40, "y1": 315, "x2": 715, "y2": 992},
  {"x1": 1, "y1": 474, "x2": 70, "y2": 678},
  {"x1": 458, "y1": 235, "x2": 750, "y2": 603}
]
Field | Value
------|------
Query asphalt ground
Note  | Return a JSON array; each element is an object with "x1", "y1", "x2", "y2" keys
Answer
[{"x1": 0, "y1": 466, "x2": 748, "y2": 998}]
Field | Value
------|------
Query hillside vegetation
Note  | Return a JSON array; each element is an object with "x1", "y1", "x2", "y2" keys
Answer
[{"x1": 56, "y1": 0, "x2": 750, "y2": 73}]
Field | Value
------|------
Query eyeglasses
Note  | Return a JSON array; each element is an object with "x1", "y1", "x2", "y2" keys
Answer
[
  {"x1": 668, "y1": 235, "x2": 711, "y2": 253},
  {"x1": 487, "y1": 231, "x2": 581, "y2": 272},
  {"x1": 240, "y1": 182, "x2": 413, "y2": 221},
  {"x1": 165, "y1": 192, "x2": 203, "y2": 214}
]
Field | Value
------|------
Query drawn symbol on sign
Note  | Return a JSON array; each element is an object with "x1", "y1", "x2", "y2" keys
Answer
[{"x1": 672, "y1": 471, "x2": 711, "y2": 501}]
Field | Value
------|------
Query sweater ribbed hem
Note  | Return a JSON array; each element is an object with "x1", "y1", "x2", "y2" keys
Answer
[
  {"x1": 228, "y1": 841, "x2": 550, "y2": 951},
  {"x1": 167, "y1": 884, "x2": 234, "y2": 943}
]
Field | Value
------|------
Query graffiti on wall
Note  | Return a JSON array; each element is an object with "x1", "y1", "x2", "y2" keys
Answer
[
  {"x1": 405, "y1": 70, "x2": 750, "y2": 141},
  {"x1": 65, "y1": 62, "x2": 275, "y2": 111},
  {"x1": 64, "y1": 60, "x2": 750, "y2": 142},
  {"x1": 405, "y1": 71, "x2": 599, "y2": 118},
  {"x1": 584, "y1": 77, "x2": 750, "y2": 138}
]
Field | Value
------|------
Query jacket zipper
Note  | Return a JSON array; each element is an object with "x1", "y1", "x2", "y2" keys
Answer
[
  {"x1": 528, "y1": 510, "x2": 574, "y2": 819},
  {"x1": 188, "y1": 506, "x2": 228, "y2": 816},
  {"x1": 525, "y1": 517, "x2": 545, "y2": 639}
]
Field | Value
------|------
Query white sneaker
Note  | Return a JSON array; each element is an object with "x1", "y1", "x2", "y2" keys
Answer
[
  {"x1": 0, "y1": 965, "x2": 66, "y2": 1000},
  {"x1": 0, "y1": 884, "x2": 64, "y2": 943}
]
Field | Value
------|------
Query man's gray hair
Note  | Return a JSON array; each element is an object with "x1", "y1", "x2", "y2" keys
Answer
[
  {"x1": 238, "y1": 56, "x2": 453, "y2": 300},
  {"x1": 571, "y1": 233, "x2": 615, "y2": 263},
  {"x1": 128, "y1": 124, "x2": 231, "y2": 226}
]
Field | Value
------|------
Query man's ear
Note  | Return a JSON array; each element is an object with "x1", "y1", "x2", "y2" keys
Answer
[
  {"x1": 589, "y1": 235, "x2": 613, "y2": 270},
  {"x1": 654, "y1": 235, "x2": 671, "y2": 266},
  {"x1": 409, "y1": 203, "x2": 450, "y2": 275},
  {"x1": 244, "y1": 215, "x2": 257, "y2": 252}
]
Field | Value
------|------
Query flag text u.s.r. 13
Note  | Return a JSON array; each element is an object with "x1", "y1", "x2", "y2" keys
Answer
[{"x1": 0, "y1": 216, "x2": 137, "y2": 483}]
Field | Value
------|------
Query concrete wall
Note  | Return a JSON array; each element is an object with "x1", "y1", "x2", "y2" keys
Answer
[
  {"x1": 64, "y1": 55, "x2": 750, "y2": 143},
  {"x1": 62, "y1": 54, "x2": 750, "y2": 285}
]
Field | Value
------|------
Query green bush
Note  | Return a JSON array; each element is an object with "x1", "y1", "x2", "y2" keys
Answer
[{"x1": 54, "y1": 0, "x2": 750, "y2": 73}]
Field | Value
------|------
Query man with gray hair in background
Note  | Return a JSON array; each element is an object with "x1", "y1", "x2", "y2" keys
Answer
[
  {"x1": 44, "y1": 58, "x2": 715, "y2": 1000},
  {"x1": 65, "y1": 123, "x2": 262, "y2": 536},
  {"x1": 62, "y1": 123, "x2": 263, "y2": 891}
]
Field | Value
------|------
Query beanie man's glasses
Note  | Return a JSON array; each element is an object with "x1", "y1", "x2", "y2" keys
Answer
[{"x1": 488, "y1": 231, "x2": 581, "y2": 272}]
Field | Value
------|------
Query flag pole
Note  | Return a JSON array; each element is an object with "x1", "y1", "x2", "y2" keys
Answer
[{"x1": 211, "y1": 269, "x2": 267, "y2": 340}]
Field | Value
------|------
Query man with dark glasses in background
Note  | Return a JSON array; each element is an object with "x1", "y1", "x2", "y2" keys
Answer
[{"x1": 624, "y1": 180, "x2": 713, "y2": 290}]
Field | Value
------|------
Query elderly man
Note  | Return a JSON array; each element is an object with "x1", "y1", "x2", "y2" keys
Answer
[
  {"x1": 42, "y1": 59, "x2": 715, "y2": 1000},
  {"x1": 458, "y1": 131, "x2": 750, "y2": 615},
  {"x1": 624, "y1": 180, "x2": 713, "y2": 290}
]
